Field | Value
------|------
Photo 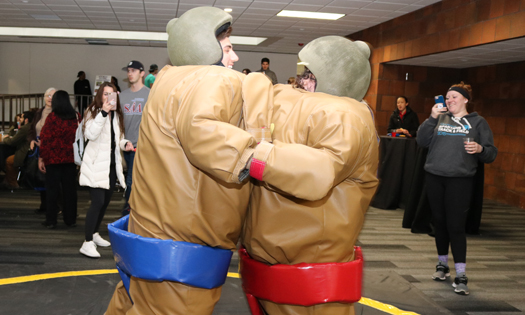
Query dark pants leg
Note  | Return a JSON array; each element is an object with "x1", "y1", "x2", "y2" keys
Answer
[
  {"x1": 444, "y1": 176, "x2": 473, "y2": 263},
  {"x1": 81, "y1": 96, "x2": 89, "y2": 117},
  {"x1": 426, "y1": 173, "x2": 448, "y2": 256},
  {"x1": 426, "y1": 172, "x2": 473, "y2": 263},
  {"x1": 4, "y1": 155, "x2": 18, "y2": 187},
  {"x1": 45, "y1": 164, "x2": 61, "y2": 225},
  {"x1": 75, "y1": 96, "x2": 81, "y2": 115},
  {"x1": 85, "y1": 165, "x2": 116, "y2": 241},
  {"x1": 77, "y1": 96, "x2": 90, "y2": 117},
  {"x1": 123, "y1": 151, "x2": 135, "y2": 209},
  {"x1": 61, "y1": 163, "x2": 78, "y2": 226},
  {"x1": 40, "y1": 190, "x2": 47, "y2": 212}
]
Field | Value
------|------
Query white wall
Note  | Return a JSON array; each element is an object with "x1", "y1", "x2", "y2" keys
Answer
[
  {"x1": 234, "y1": 51, "x2": 298, "y2": 83},
  {"x1": 0, "y1": 42, "x2": 298, "y2": 94}
]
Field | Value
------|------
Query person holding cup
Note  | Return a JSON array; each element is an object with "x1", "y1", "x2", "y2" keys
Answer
[
  {"x1": 79, "y1": 82, "x2": 134, "y2": 258},
  {"x1": 417, "y1": 82, "x2": 497, "y2": 295},
  {"x1": 387, "y1": 96, "x2": 420, "y2": 137}
]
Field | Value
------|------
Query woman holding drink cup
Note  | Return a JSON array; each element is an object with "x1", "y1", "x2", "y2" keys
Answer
[
  {"x1": 78, "y1": 82, "x2": 134, "y2": 258},
  {"x1": 417, "y1": 82, "x2": 497, "y2": 295}
]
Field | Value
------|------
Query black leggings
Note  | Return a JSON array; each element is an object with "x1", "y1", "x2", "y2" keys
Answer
[
  {"x1": 425, "y1": 172, "x2": 474, "y2": 263},
  {"x1": 85, "y1": 164, "x2": 116, "y2": 241},
  {"x1": 39, "y1": 190, "x2": 47, "y2": 211},
  {"x1": 45, "y1": 163, "x2": 77, "y2": 226}
]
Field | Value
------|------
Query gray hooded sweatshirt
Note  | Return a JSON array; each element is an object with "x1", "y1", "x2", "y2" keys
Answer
[{"x1": 417, "y1": 112, "x2": 497, "y2": 177}]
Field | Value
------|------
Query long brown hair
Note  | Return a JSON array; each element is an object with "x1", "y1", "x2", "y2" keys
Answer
[
  {"x1": 296, "y1": 67, "x2": 316, "y2": 91},
  {"x1": 84, "y1": 82, "x2": 125, "y2": 135}
]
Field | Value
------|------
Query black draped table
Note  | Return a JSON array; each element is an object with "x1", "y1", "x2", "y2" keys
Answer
[
  {"x1": 371, "y1": 136, "x2": 419, "y2": 210},
  {"x1": 371, "y1": 136, "x2": 484, "y2": 235}
]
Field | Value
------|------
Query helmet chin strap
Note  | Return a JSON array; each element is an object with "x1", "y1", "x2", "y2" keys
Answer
[{"x1": 213, "y1": 59, "x2": 225, "y2": 67}]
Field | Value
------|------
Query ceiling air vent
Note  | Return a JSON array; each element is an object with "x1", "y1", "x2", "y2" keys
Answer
[{"x1": 86, "y1": 39, "x2": 108, "y2": 45}]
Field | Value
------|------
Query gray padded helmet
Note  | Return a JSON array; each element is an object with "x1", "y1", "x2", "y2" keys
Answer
[
  {"x1": 166, "y1": 7, "x2": 232, "y2": 66},
  {"x1": 298, "y1": 36, "x2": 371, "y2": 101}
]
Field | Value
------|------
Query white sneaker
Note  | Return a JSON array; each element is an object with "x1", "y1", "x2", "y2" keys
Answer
[
  {"x1": 80, "y1": 241, "x2": 100, "y2": 258},
  {"x1": 93, "y1": 232, "x2": 111, "y2": 247}
]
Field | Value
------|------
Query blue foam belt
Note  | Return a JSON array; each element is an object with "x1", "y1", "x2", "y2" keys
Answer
[{"x1": 108, "y1": 215, "x2": 233, "y2": 299}]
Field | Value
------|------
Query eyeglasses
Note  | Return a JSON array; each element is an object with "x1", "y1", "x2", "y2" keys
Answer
[{"x1": 45, "y1": 94, "x2": 52, "y2": 98}]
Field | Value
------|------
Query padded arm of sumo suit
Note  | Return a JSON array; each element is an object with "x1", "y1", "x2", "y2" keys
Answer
[
  {"x1": 242, "y1": 73, "x2": 274, "y2": 143},
  {"x1": 174, "y1": 72, "x2": 258, "y2": 184},
  {"x1": 250, "y1": 108, "x2": 373, "y2": 201}
]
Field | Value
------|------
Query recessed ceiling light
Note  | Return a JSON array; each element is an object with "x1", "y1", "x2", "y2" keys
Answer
[
  {"x1": 0, "y1": 27, "x2": 267, "y2": 46},
  {"x1": 224, "y1": 8, "x2": 232, "y2": 12},
  {"x1": 230, "y1": 35, "x2": 265, "y2": 45},
  {"x1": 277, "y1": 10, "x2": 344, "y2": 20},
  {"x1": 22, "y1": 0, "x2": 28, "y2": 3},
  {"x1": 31, "y1": 14, "x2": 61, "y2": 21}
]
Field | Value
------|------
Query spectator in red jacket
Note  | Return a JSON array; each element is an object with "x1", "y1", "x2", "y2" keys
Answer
[{"x1": 39, "y1": 90, "x2": 80, "y2": 229}]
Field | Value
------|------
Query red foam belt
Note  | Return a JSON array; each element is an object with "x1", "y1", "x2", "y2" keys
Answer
[{"x1": 239, "y1": 246, "x2": 363, "y2": 313}]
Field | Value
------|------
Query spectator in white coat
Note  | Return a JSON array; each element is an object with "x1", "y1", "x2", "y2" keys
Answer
[{"x1": 79, "y1": 82, "x2": 134, "y2": 258}]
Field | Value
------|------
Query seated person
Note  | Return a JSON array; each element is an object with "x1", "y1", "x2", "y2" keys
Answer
[
  {"x1": 7, "y1": 113, "x2": 23, "y2": 136},
  {"x1": 1, "y1": 111, "x2": 34, "y2": 189},
  {"x1": 387, "y1": 96, "x2": 420, "y2": 137}
]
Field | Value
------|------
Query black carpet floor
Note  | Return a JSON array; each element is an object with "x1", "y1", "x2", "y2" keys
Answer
[{"x1": 1, "y1": 188, "x2": 523, "y2": 314}]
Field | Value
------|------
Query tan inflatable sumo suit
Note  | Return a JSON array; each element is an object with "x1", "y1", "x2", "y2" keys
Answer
[
  {"x1": 106, "y1": 7, "x2": 272, "y2": 315},
  {"x1": 242, "y1": 36, "x2": 380, "y2": 315}
]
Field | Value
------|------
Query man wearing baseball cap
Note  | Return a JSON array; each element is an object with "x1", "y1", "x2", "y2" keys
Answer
[
  {"x1": 144, "y1": 64, "x2": 158, "y2": 88},
  {"x1": 73, "y1": 70, "x2": 92, "y2": 115},
  {"x1": 119, "y1": 60, "x2": 150, "y2": 217}
]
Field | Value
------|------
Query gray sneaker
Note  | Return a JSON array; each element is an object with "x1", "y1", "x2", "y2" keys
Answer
[
  {"x1": 432, "y1": 263, "x2": 450, "y2": 281},
  {"x1": 452, "y1": 273, "x2": 469, "y2": 295}
]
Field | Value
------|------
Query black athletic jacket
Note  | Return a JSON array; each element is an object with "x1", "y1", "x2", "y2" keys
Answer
[{"x1": 387, "y1": 106, "x2": 420, "y2": 137}]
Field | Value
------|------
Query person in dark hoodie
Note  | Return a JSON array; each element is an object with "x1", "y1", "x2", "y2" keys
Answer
[
  {"x1": 387, "y1": 96, "x2": 419, "y2": 137},
  {"x1": 417, "y1": 82, "x2": 497, "y2": 296}
]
